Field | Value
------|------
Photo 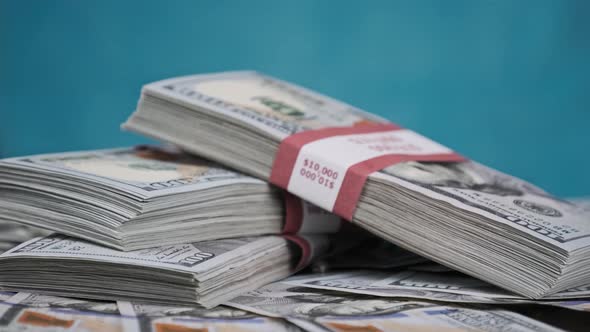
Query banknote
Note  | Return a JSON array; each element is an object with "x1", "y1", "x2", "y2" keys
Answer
[
  {"x1": 117, "y1": 301, "x2": 300, "y2": 332},
  {"x1": 0, "y1": 292, "x2": 300, "y2": 332},
  {"x1": 0, "y1": 293, "x2": 125, "y2": 332},
  {"x1": 285, "y1": 270, "x2": 590, "y2": 306},
  {"x1": 284, "y1": 271, "x2": 520, "y2": 304},
  {"x1": 226, "y1": 279, "x2": 563, "y2": 332}
]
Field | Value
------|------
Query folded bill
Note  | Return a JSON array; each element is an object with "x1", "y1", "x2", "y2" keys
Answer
[
  {"x1": 0, "y1": 145, "x2": 340, "y2": 251},
  {"x1": 0, "y1": 234, "x2": 332, "y2": 308},
  {"x1": 123, "y1": 71, "x2": 590, "y2": 298}
]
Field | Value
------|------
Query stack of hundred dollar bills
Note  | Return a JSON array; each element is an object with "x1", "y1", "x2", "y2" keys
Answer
[
  {"x1": 0, "y1": 145, "x2": 343, "y2": 307},
  {"x1": 123, "y1": 71, "x2": 590, "y2": 299},
  {"x1": 0, "y1": 71, "x2": 589, "y2": 331}
]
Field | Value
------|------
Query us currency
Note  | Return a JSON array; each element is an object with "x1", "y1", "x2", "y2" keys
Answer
[
  {"x1": 116, "y1": 301, "x2": 300, "y2": 332},
  {"x1": 0, "y1": 292, "x2": 125, "y2": 332},
  {"x1": 226, "y1": 279, "x2": 564, "y2": 332},
  {"x1": 0, "y1": 292, "x2": 299, "y2": 332},
  {"x1": 124, "y1": 71, "x2": 590, "y2": 299},
  {"x1": 0, "y1": 234, "x2": 323, "y2": 307},
  {"x1": 285, "y1": 270, "x2": 590, "y2": 306},
  {"x1": 0, "y1": 146, "x2": 339, "y2": 251}
]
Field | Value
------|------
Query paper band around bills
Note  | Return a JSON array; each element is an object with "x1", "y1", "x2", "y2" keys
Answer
[
  {"x1": 271, "y1": 123, "x2": 466, "y2": 221},
  {"x1": 282, "y1": 234, "x2": 312, "y2": 272}
]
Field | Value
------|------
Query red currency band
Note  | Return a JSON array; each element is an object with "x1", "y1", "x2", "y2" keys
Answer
[
  {"x1": 333, "y1": 152, "x2": 467, "y2": 220},
  {"x1": 270, "y1": 122, "x2": 466, "y2": 221},
  {"x1": 270, "y1": 123, "x2": 402, "y2": 189},
  {"x1": 282, "y1": 192, "x2": 303, "y2": 234},
  {"x1": 283, "y1": 234, "x2": 311, "y2": 272}
]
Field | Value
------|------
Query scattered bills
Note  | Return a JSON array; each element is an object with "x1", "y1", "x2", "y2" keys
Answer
[
  {"x1": 226, "y1": 279, "x2": 566, "y2": 332},
  {"x1": 124, "y1": 71, "x2": 590, "y2": 298},
  {"x1": 0, "y1": 145, "x2": 339, "y2": 251},
  {"x1": 0, "y1": 292, "x2": 298, "y2": 332},
  {"x1": 284, "y1": 269, "x2": 590, "y2": 304},
  {"x1": 0, "y1": 234, "x2": 332, "y2": 308}
]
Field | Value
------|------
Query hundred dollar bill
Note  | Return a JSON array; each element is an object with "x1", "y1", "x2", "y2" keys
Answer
[
  {"x1": 285, "y1": 270, "x2": 590, "y2": 309},
  {"x1": 0, "y1": 292, "x2": 301, "y2": 332},
  {"x1": 116, "y1": 301, "x2": 300, "y2": 332},
  {"x1": 124, "y1": 71, "x2": 590, "y2": 299},
  {"x1": 0, "y1": 146, "x2": 340, "y2": 250},
  {"x1": 226, "y1": 279, "x2": 564, "y2": 332},
  {"x1": 0, "y1": 233, "x2": 332, "y2": 308},
  {"x1": 0, "y1": 292, "x2": 124, "y2": 332}
]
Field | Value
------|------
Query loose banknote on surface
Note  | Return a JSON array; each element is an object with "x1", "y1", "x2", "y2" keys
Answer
[
  {"x1": 0, "y1": 146, "x2": 340, "y2": 251},
  {"x1": 124, "y1": 71, "x2": 590, "y2": 299},
  {"x1": 284, "y1": 268, "x2": 590, "y2": 306},
  {"x1": 0, "y1": 292, "x2": 298, "y2": 332},
  {"x1": 226, "y1": 279, "x2": 567, "y2": 332}
]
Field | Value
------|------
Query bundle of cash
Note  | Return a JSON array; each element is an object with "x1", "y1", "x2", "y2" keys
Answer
[
  {"x1": 0, "y1": 234, "x2": 331, "y2": 308},
  {"x1": 0, "y1": 145, "x2": 338, "y2": 251},
  {"x1": 124, "y1": 71, "x2": 590, "y2": 299}
]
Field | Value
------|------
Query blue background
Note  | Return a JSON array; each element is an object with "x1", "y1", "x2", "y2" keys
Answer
[{"x1": 1, "y1": 0, "x2": 588, "y2": 197}]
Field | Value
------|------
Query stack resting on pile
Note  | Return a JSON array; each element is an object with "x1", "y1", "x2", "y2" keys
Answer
[
  {"x1": 124, "y1": 71, "x2": 590, "y2": 299},
  {"x1": 0, "y1": 145, "x2": 337, "y2": 251}
]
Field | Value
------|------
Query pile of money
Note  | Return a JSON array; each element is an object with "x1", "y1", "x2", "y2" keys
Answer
[
  {"x1": 124, "y1": 71, "x2": 590, "y2": 299},
  {"x1": 0, "y1": 69, "x2": 588, "y2": 331},
  {"x1": 0, "y1": 145, "x2": 337, "y2": 251}
]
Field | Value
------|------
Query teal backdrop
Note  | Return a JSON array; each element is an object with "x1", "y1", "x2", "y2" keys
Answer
[{"x1": 1, "y1": 0, "x2": 588, "y2": 197}]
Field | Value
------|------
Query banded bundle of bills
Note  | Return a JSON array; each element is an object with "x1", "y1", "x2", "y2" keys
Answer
[
  {"x1": 124, "y1": 71, "x2": 590, "y2": 298},
  {"x1": 0, "y1": 234, "x2": 331, "y2": 308},
  {"x1": 0, "y1": 145, "x2": 338, "y2": 251}
]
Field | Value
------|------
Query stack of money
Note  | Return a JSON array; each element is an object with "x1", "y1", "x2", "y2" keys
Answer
[
  {"x1": 123, "y1": 71, "x2": 590, "y2": 299},
  {"x1": 0, "y1": 145, "x2": 338, "y2": 251},
  {"x1": 0, "y1": 234, "x2": 332, "y2": 308}
]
